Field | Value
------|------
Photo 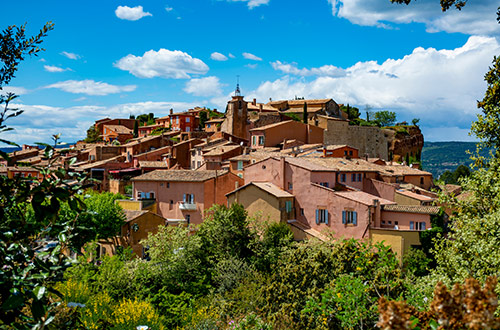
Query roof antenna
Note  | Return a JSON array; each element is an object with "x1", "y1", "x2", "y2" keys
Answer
[{"x1": 235, "y1": 75, "x2": 241, "y2": 96}]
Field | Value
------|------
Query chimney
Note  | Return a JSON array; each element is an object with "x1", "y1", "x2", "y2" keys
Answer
[
  {"x1": 280, "y1": 156, "x2": 286, "y2": 190},
  {"x1": 365, "y1": 153, "x2": 369, "y2": 161},
  {"x1": 259, "y1": 104, "x2": 263, "y2": 112},
  {"x1": 170, "y1": 108, "x2": 173, "y2": 115},
  {"x1": 253, "y1": 98, "x2": 256, "y2": 106}
]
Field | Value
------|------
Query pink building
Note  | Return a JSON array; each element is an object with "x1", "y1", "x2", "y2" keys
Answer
[
  {"x1": 132, "y1": 170, "x2": 243, "y2": 225},
  {"x1": 249, "y1": 120, "x2": 324, "y2": 149}
]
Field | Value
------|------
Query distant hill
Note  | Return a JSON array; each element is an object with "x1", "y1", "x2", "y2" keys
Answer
[{"x1": 421, "y1": 141, "x2": 491, "y2": 178}]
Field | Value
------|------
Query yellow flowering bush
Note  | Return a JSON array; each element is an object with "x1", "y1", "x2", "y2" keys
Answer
[
  {"x1": 80, "y1": 292, "x2": 114, "y2": 330},
  {"x1": 112, "y1": 298, "x2": 164, "y2": 330},
  {"x1": 55, "y1": 279, "x2": 92, "y2": 304}
]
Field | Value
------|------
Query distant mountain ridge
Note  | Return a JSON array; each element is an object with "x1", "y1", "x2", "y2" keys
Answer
[{"x1": 421, "y1": 141, "x2": 491, "y2": 178}]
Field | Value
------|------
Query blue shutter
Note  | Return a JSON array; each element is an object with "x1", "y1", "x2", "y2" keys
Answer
[
  {"x1": 353, "y1": 212, "x2": 357, "y2": 226},
  {"x1": 315, "y1": 209, "x2": 319, "y2": 225},
  {"x1": 191, "y1": 194, "x2": 195, "y2": 203},
  {"x1": 183, "y1": 194, "x2": 186, "y2": 202},
  {"x1": 342, "y1": 211, "x2": 346, "y2": 224},
  {"x1": 410, "y1": 221, "x2": 414, "y2": 230},
  {"x1": 325, "y1": 211, "x2": 329, "y2": 225}
]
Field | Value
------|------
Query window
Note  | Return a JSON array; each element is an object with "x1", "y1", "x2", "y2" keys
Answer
[
  {"x1": 207, "y1": 123, "x2": 211, "y2": 128},
  {"x1": 320, "y1": 182, "x2": 329, "y2": 188},
  {"x1": 300, "y1": 208, "x2": 304, "y2": 216},
  {"x1": 351, "y1": 173, "x2": 356, "y2": 182},
  {"x1": 186, "y1": 127, "x2": 190, "y2": 132},
  {"x1": 342, "y1": 210, "x2": 357, "y2": 225},
  {"x1": 176, "y1": 116, "x2": 179, "y2": 124},
  {"x1": 420, "y1": 177, "x2": 424, "y2": 185},
  {"x1": 197, "y1": 161, "x2": 201, "y2": 168},
  {"x1": 252, "y1": 136, "x2": 257, "y2": 146},
  {"x1": 237, "y1": 160, "x2": 243, "y2": 170},
  {"x1": 192, "y1": 161, "x2": 195, "y2": 168},
  {"x1": 349, "y1": 150, "x2": 353, "y2": 156},
  {"x1": 149, "y1": 192, "x2": 155, "y2": 200},
  {"x1": 340, "y1": 173, "x2": 346, "y2": 182},
  {"x1": 137, "y1": 191, "x2": 144, "y2": 199},
  {"x1": 167, "y1": 182, "x2": 170, "y2": 188},
  {"x1": 238, "y1": 173, "x2": 243, "y2": 178},
  {"x1": 357, "y1": 173, "x2": 362, "y2": 182},
  {"x1": 185, "y1": 214, "x2": 191, "y2": 224},
  {"x1": 186, "y1": 117, "x2": 190, "y2": 123},
  {"x1": 285, "y1": 201, "x2": 292, "y2": 212},
  {"x1": 288, "y1": 182, "x2": 293, "y2": 191},
  {"x1": 315, "y1": 209, "x2": 328, "y2": 224},
  {"x1": 344, "y1": 150, "x2": 348, "y2": 156},
  {"x1": 258, "y1": 136, "x2": 265, "y2": 145},
  {"x1": 183, "y1": 193, "x2": 195, "y2": 204},
  {"x1": 410, "y1": 221, "x2": 427, "y2": 230}
]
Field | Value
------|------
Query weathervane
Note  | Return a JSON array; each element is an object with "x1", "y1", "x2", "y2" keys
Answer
[{"x1": 235, "y1": 75, "x2": 241, "y2": 96}]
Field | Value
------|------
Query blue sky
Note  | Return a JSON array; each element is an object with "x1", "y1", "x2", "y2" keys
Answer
[{"x1": 2, "y1": 0, "x2": 500, "y2": 144}]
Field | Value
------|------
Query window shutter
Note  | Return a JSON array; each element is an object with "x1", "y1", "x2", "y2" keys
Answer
[
  {"x1": 353, "y1": 212, "x2": 357, "y2": 225},
  {"x1": 183, "y1": 194, "x2": 186, "y2": 202},
  {"x1": 315, "y1": 209, "x2": 319, "y2": 225},
  {"x1": 191, "y1": 194, "x2": 194, "y2": 203},
  {"x1": 342, "y1": 211, "x2": 346, "y2": 224},
  {"x1": 325, "y1": 211, "x2": 329, "y2": 225},
  {"x1": 410, "y1": 221, "x2": 414, "y2": 230}
]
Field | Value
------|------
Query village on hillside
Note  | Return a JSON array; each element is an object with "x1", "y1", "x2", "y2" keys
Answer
[{"x1": 2, "y1": 86, "x2": 458, "y2": 260}]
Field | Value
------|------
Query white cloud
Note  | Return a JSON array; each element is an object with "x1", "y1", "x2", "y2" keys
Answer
[
  {"x1": 44, "y1": 65, "x2": 70, "y2": 73},
  {"x1": 246, "y1": 36, "x2": 500, "y2": 140},
  {"x1": 45, "y1": 80, "x2": 137, "y2": 96},
  {"x1": 1, "y1": 86, "x2": 29, "y2": 95},
  {"x1": 115, "y1": 49, "x2": 209, "y2": 79},
  {"x1": 184, "y1": 76, "x2": 223, "y2": 96},
  {"x1": 115, "y1": 5, "x2": 152, "y2": 21},
  {"x1": 328, "y1": 0, "x2": 500, "y2": 35},
  {"x1": 60, "y1": 51, "x2": 81, "y2": 60},
  {"x1": 243, "y1": 52, "x2": 262, "y2": 61},
  {"x1": 225, "y1": 0, "x2": 270, "y2": 9},
  {"x1": 228, "y1": 53, "x2": 235, "y2": 58},
  {"x1": 211, "y1": 52, "x2": 228, "y2": 61},
  {"x1": 3, "y1": 101, "x2": 199, "y2": 144},
  {"x1": 165, "y1": 6, "x2": 174, "y2": 12},
  {"x1": 245, "y1": 63, "x2": 258, "y2": 69},
  {"x1": 271, "y1": 61, "x2": 345, "y2": 77}
]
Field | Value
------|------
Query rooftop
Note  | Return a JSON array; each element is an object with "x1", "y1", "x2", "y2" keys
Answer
[
  {"x1": 132, "y1": 169, "x2": 228, "y2": 182},
  {"x1": 139, "y1": 161, "x2": 169, "y2": 168},
  {"x1": 382, "y1": 204, "x2": 441, "y2": 215},
  {"x1": 203, "y1": 145, "x2": 241, "y2": 156},
  {"x1": 335, "y1": 190, "x2": 395, "y2": 206},
  {"x1": 103, "y1": 125, "x2": 133, "y2": 134}
]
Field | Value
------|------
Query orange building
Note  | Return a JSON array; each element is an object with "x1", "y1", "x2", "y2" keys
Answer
[
  {"x1": 102, "y1": 125, "x2": 134, "y2": 144},
  {"x1": 249, "y1": 120, "x2": 324, "y2": 149}
]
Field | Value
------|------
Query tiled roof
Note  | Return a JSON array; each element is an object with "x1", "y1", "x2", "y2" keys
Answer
[
  {"x1": 287, "y1": 99, "x2": 333, "y2": 105},
  {"x1": 123, "y1": 210, "x2": 149, "y2": 222},
  {"x1": 335, "y1": 190, "x2": 395, "y2": 206},
  {"x1": 282, "y1": 107, "x2": 324, "y2": 113},
  {"x1": 139, "y1": 161, "x2": 169, "y2": 168},
  {"x1": 247, "y1": 103, "x2": 278, "y2": 111},
  {"x1": 324, "y1": 144, "x2": 356, "y2": 150},
  {"x1": 253, "y1": 182, "x2": 294, "y2": 198},
  {"x1": 380, "y1": 164, "x2": 432, "y2": 176},
  {"x1": 250, "y1": 120, "x2": 297, "y2": 131},
  {"x1": 229, "y1": 154, "x2": 252, "y2": 161},
  {"x1": 104, "y1": 125, "x2": 133, "y2": 134},
  {"x1": 284, "y1": 156, "x2": 381, "y2": 172},
  {"x1": 132, "y1": 169, "x2": 228, "y2": 182},
  {"x1": 205, "y1": 118, "x2": 224, "y2": 124},
  {"x1": 76, "y1": 155, "x2": 125, "y2": 170},
  {"x1": 383, "y1": 204, "x2": 440, "y2": 215},
  {"x1": 396, "y1": 190, "x2": 434, "y2": 201},
  {"x1": 203, "y1": 145, "x2": 241, "y2": 156}
]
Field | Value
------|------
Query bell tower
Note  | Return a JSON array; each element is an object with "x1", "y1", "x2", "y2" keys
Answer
[{"x1": 221, "y1": 80, "x2": 248, "y2": 139}]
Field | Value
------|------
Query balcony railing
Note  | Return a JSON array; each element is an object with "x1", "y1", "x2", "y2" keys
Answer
[{"x1": 179, "y1": 202, "x2": 197, "y2": 211}]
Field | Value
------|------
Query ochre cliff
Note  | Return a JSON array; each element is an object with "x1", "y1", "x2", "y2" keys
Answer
[{"x1": 385, "y1": 126, "x2": 424, "y2": 163}]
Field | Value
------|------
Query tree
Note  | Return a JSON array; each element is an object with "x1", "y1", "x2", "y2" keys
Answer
[
  {"x1": 199, "y1": 110, "x2": 208, "y2": 130},
  {"x1": 133, "y1": 120, "x2": 138, "y2": 138},
  {"x1": 412, "y1": 118, "x2": 420, "y2": 126},
  {"x1": 374, "y1": 110, "x2": 397, "y2": 127},
  {"x1": 341, "y1": 104, "x2": 361, "y2": 120},
  {"x1": 303, "y1": 102, "x2": 308, "y2": 124},
  {"x1": 83, "y1": 124, "x2": 101, "y2": 143}
]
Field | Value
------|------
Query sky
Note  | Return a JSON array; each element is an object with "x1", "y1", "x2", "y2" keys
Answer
[{"x1": 1, "y1": 0, "x2": 500, "y2": 144}]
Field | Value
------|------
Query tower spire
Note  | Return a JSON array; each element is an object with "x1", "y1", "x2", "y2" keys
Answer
[{"x1": 235, "y1": 75, "x2": 241, "y2": 96}]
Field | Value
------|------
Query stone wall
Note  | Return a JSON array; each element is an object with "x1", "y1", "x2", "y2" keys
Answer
[{"x1": 323, "y1": 119, "x2": 389, "y2": 159}]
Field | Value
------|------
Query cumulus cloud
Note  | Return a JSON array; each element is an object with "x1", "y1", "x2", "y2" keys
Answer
[
  {"x1": 271, "y1": 61, "x2": 345, "y2": 77},
  {"x1": 328, "y1": 0, "x2": 500, "y2": 35},
  {"x1": 211, "y1": 52, "x2": 229, "y2": 61},
  {"x1": 184, "y1": 76, "x2": 223, "y2": 96},
  {"x1": 45, "y1": 80, "x2": 136, "y2": 96},
  {"x1": 60, "y1": 51, "x2": 80, "y2": 60},
  {"x1": 1, "y1": 86, "x2": 29, "y2": 95},
  {"x1": 245, "y1": 64, "x2": 258, "y2": 69},
  {"x1": 245, "y1": 36, "x2": 500, "y2": 140},
  {"x1": 114, "y1": 49, "x2": 209, "y2": 79},
  {"x1": 115, "y1": 5, "x2": 152, "y2": 21},
  {"x1": 4, "y1": 101, "x2": 198, "y2": 144},
  {"x1": 243, "y1": 52, "x2": 262, "y2": 61},
  {"x1": 225, "y1": 0, "x2": 270, "y2": 9},
  {"x1": 44, "y1": 65, "x2": 70, "y2": 73},
  {"x1": 165, "y1": 6, "x2": 174, "y2": 12}
]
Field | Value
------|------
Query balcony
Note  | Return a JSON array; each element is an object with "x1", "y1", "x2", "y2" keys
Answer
[{"x1": 179, "y1": 202, "x2": 197, "y2": 211}]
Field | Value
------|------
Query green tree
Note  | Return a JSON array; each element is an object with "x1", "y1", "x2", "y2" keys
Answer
[
  {"x1": 133, "y1": 120, "x2": 138, "y2": 138},
  {"x1": 303, "y1": 102, "x2": 308, "y2": 124},
  {"x1": 199, "y1": 110, "x2": 208, "y2": 130},
  {"x1": 374, "y1": 110, "x2": 397, "y2": 127},
  {"x1": 412, "y1": 118, "x2": 420, "y2": 126},
  {"x1": 341, "y1": 104, "x2": 361, "y2": 120},
  {"x1": 83, "y1": 124, "x2": 101, "y2": 143}
]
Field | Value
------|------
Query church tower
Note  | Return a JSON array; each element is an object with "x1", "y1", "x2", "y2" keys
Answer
[{"x1": 221, "y1": 82, "x2": 248, "y2": 139}]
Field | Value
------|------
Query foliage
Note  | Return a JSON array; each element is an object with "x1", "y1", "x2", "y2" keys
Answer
[
  {"x1": 412, "y1": 118, "x2": 420, "y2": 126},
  {"x1": 111, "y1": 298, "x2": 164, "y2": 330},
  {"x1": 84, "y1": 125, "x2": 102, "y2": 143},
  {"x1": 133, "y1": 120, "x2": 138, "y2": 138},
  {"x1": 150, "y1": 126, "x2": 170, "y2": 135},
  {"x1": 341, "y1": 104, "x2": 361, "y2": 120},
  {"x1": 137, "y1": 113, "x2": 155, "y2": 126},
  {"x1": 199, "y1": 110, "x2": 208, "y2": 130},
  {"x1": 439, "y1": 164, "x2": 471, "y2": 184},
  {"x1": 402, "y1": 248, "x2": 431, "y2": 277},
  {"x1": 284, "y1": 112, "x2": 301, "y2": 122},
  {"x1": 374, "y1": 110, "x2": 397, "y2": 127},
  {"x1": 378, "y1": 277, "x2": 500, "y2": 330},
  {"x1": 227, "y1": 313, "x2": 272, "y2": 330},
  {"x1": 0, "y1": 22, "x2": 54, "y2": 88}
]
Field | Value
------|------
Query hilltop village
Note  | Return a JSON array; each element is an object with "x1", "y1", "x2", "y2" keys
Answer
[{"x1": 2, "y1": 88, "x2": 451, "y2": 259}]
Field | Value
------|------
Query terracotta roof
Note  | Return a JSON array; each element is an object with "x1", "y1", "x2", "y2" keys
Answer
[
  {"x1": 284, "y1": 156, "x2": 381, "y2": 172},
  {"x1": 380, "y1": 164, "x2": 432, "y2": 176},
  {"x1": 229, "y1": 154, "x2": 252, "y2": 161},
  {"x1": 335, "y1": 190, "x2": 395, "y2": 206},
  {"x1": 123, "y1": 210, "x2": 149, "y2": 222},
  {"x1": 132, "y1": 169, "x2": 228, "y2": 182},
  {"x1": 203, "y1": 145, "x2": 241, "y2": 156},
  {"x1": 324, "y1": 145, "x2": 357, "y2": 151},
  {"x1": 247, "y1": 103, "x2": 278, "y2": 111},
  {"x1": 205, "y1": 118, "x2": 224, "y2": 124},
  {"x1": 139, "y1": 123, "x2": 162, "y2": 129},
  {"x1": 282, "y1": 107, "x2": 324, "y2": 113},
  {"x1": 287, "y1": 99, "x2": 333, "y2": 105},
  {"x1": 76, "y1": 155, "x2": 125, "y2": 170},
  {"x1": 104, "y1": 125, "x2": 133, "y2": 134},
  {"x1": 396, "y1": 190, "x2": 435, "y2": 201},
  {"x1": 253, "y1": 182, "x2": 294, "y2": 198},
  {"x1": 250, "y1": 120, "x2": 298, "y2": 131},
  {"x1": 383, "y1": 204, "x2": 440, "y2": 215},
  {"x1": 139, "y1": 161, "x2": 169, "y2": 168}
]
